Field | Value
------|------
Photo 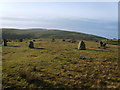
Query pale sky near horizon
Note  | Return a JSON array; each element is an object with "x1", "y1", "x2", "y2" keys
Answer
[{"x1": 0, "y1": 2, "x2": 118, "y2": 39}]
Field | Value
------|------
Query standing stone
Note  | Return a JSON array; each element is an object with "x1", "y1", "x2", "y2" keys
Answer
[
  {"x1": 33, "y1": 40, "x2": 35, "y2": 42},
  {"x1": 62, "y1": 39, "x2": 65, "y2": 42},
  {"x1": 29, "y1": 41, "x2": 34, "y2": 48},
  {"x1": 3, "y1": 39, "x2": 7, "y2": 46},
  {"x1": 100, "y1": 41, "x2": 103, "y2": 47},
  {"x1": 78, "y1": 41, "x2": 86, "y2": 50},
  {"x1": 51, "y1": 38, "x2": 55, "y2": 42},
  {"x1": 19, "y1": 39, "x2": 23, "y2": 42},
  {"x1": 0, "y1": 40, "x2": 2, "y2": 45},
  {"x1": 103, "y1": 43, "x2": 106, "y2": 47}
]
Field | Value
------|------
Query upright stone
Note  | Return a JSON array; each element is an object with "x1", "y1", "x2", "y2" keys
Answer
[
  {"x1": 51, "y1": 38, "x2": 55, "y2": 42},
  {"x1": 100, "y1": 41, "x2": 103, "y2": 47},
  {"x1": 78, "y1": 41, "x2": 86, "y2": 50},
  {"x1": 29, "y1": 41, "x2": 34, "y2": 48},
  {"x1": 103, "y1": 43, "x2": 106, "y2": 47},
  {"x1": 62, "y1": 39, "x2": 65, "y2": 42},
  {"x1": 33, "y1": 40, "x2": 35, "y2": 42},
  {"x1": 19, "y1": 39, "x2": 23, "y2": 42},
  {"x1": 3, "y1": 39, "x2": 7, "y2": 46}
]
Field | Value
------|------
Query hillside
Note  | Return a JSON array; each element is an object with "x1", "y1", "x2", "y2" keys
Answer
[{"x1": 2, "y1": 28, "x2": 106, "y2": 41}]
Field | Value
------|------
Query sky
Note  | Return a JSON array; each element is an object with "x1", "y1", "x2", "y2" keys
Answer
[{"x1": 0, "y1": 2, "x2": 118, "y2": 39}]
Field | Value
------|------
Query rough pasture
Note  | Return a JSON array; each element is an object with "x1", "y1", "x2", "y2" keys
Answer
[{"x1": 2, "y1": 39, "x2": 119, "y2": 88}]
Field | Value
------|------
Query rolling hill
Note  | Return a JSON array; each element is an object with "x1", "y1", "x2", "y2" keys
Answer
[{"x1": 2, "y1": 28, "x2": 107, "y2": 40}]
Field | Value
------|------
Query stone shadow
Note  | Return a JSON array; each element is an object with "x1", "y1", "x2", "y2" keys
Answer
[{"x1": 34, "y1": 48, "x2": 45, "y2": 50}]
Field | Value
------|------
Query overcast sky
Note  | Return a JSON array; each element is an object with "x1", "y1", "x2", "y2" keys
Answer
[{"x1": 0, "y1": 2, "x2": 118, "y2": 39}]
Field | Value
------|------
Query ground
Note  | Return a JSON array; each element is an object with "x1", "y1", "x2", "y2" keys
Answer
[{"x1": 2, "y1": 39, "x2": 120, "y2": 88}]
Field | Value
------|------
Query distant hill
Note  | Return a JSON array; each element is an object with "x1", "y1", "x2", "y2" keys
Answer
[{"x1": 2, "y1": 28, "x2": 107, "y2": 40}]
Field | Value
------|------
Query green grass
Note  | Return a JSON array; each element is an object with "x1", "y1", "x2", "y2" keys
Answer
[
  {"x1": 2, "y1": 39, "x2": 119, "y2": 88},
  {"x1": 2, "y1": 28, "x2": 106, "y2": 40},
  {"x1": 102, "y1": 39, "x2": 119, "y2": 45}
]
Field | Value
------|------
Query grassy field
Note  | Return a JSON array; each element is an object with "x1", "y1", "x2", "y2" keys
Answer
[{"x1": 2, "y1": 39, "x2": 120, "y2": 88}]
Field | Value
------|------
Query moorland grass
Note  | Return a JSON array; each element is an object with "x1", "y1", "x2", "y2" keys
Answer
[{"x1": 2, "y1": 39, "x2": 120, "y2": 88}]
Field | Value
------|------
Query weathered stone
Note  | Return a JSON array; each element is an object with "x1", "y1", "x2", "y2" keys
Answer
[
  {"x1": 100, "y1": 41, "x2": 103, "y2": 47},
  {"x1": 33, "y1": 40, "x2": 35, "y2": 42},
  {"x1": 78, "y1": 41, "x2": 86, "y2": 50},
  {"x1": 51, "y1": 38, "x2": 55, "y2": 42},
  {"x1": 19, "y1": 39, "x2": 23, "y2": 42},
  {"x1": 29, "y1": 41, "x2": 34, "y2": 48},
  {"x1": 62, "y1": 39, "x2": 65, "y2": 41},
  {"x1": 3, "y1": 39, "x2": 7, "y2": 46},
  {"x1": 103, "y1": 43, "x2": 107, "y2": 49},
  {"x1": 103, "y1": 43, "x2": 106, "y2": 47}
]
